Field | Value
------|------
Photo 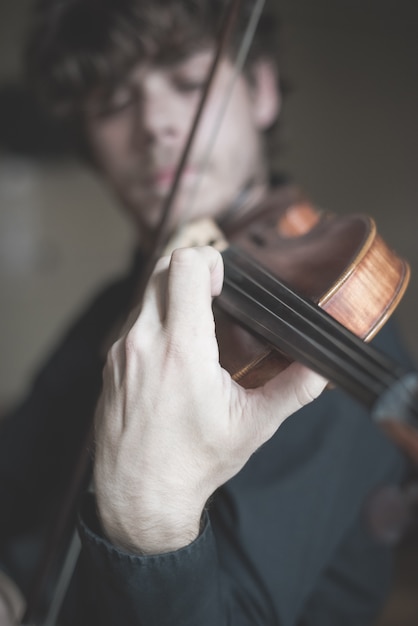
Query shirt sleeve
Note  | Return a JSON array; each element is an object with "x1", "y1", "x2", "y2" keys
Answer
[{"x1": 75, "y1": 495, "x2": 227, "y2": 626}]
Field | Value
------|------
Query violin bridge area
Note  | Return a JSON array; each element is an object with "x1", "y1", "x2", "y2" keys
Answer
[{"x1": 0, "y1": 0, "x2": 418, "y2": 624}]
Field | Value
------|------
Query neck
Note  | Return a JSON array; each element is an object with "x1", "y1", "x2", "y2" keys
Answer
[{"x1": 137, "y1": 177, "x2": 270, "y2": 256}]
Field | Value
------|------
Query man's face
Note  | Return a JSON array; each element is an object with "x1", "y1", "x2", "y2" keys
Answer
[{"x1": 85, "y1": 48, "x2": 279, "y2": 245}]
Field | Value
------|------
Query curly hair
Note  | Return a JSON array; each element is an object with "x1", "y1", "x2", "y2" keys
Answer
[{"x1": 25, "y1": 0, "x2": 280, "y2": 117}]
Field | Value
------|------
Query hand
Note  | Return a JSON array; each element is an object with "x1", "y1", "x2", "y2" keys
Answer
[{"x1": 94, "y1": 247, "x2": 326, "y2": 554}]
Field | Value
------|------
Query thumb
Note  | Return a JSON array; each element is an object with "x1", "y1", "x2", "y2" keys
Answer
[{"x1": 246, "y1": 362, "x2": 327, "y2": 443}]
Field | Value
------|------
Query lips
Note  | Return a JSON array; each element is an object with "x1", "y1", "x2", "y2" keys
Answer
[
  {"x1": 153, "y1": 165, "x2": 197, "y2": 189},
  {"x1": 154, "y1": 168, "x2": 177, "y2": 186}
]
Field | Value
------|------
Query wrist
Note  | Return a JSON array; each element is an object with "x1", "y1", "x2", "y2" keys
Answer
[
  {"x1": 107, "y1": 513, "x2": 203, "y2": 555},
  {"x1": 95, "y1": 487, "x2": 207, "y2": 555}
]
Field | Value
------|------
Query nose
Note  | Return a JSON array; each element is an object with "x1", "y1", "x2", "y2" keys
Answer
[{"x1": 140, "y1": 74, "x2": 189, "y2": 146}]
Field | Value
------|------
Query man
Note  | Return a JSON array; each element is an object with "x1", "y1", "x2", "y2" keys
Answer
[{"x1": 0, "y1": 0, "x2": 412, "y2": 624}]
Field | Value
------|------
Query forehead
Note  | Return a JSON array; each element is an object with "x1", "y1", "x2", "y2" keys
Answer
[
  {"x1": 88, "y1": 46, "x2": 231, "y2": 105},
  {"x1": 130, "y1": 48, "x2": 216, "y2": 80}
]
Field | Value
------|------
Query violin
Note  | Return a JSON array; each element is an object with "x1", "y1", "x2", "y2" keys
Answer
[{"x1": 166, "y1": 184, "x2": 418, "y2": 462}]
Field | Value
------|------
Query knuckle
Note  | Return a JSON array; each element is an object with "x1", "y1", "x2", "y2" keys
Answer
[
  {"x1": 123, "y1": 327, "x2": 152, "y2": 367},
  {"x1": 170, "y1": 246, "x2": 201, "y2": 267},
  {"x1": 107, "y1": 328, "x2": 146, "y2": 368},
  {"x1": 105, "y1": 338, "x2": 123, "y2": 369}
]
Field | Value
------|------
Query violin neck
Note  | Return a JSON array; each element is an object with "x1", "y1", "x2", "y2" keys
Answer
[{"x1": 218, "y1": 246, "x2": 418, "y2": 425}]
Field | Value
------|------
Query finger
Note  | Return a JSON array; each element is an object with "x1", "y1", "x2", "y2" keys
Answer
[
  {"x1": 126, "y1": 255, "x2": 171, "y2": 337},
  {"x1": 164, "y1": 246, "x2": 224, "y2": 338}
]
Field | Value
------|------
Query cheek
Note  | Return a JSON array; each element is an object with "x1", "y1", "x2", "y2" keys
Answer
[
  {"x1": 87, "y1": 120, "x2": 133, "y2": 175},
  {"x1": 213, "y1": 112, "x2": 259, "y2": 183},
  {"x1": 211, "y1": 86, "x2": 259, "y2": 165}
]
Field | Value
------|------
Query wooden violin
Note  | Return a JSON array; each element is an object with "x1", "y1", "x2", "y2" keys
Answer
[
  {"x1": 220, "y1": 189, "x2": 418, "y2": 460},
  {"x1": 168, "y1": 184, "x2": 418, "y2": 462}
]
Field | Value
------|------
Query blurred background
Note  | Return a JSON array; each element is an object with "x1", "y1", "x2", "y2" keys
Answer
[{"x1": 0, "y1": 0, "x2": 417, "y2": 622}]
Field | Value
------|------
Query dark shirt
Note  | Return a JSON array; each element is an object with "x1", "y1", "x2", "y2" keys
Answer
[{"x1": 0, "y1": 243, "x2": 413, "y2": 625}]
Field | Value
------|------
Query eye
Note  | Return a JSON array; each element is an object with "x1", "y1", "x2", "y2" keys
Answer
[
  {"x1": 93, "y1": 86, "x2": 137, "y2": 119},
  {"x1": 173, "y1": 76, "x2": 207, "y2": 94},
  {"x1": 169, "y1": 48, "x2": 214, "y2": 95}
]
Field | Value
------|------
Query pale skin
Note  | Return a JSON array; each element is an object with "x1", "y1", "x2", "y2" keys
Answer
[
  {"x1": 89, "y1": 48, "x2": 328, "y2": 554},
  {"x1": 85, "y1": 50, "x2": 280, "y2": 250},
  {"x1": 94, "y1": 246, "x2": 327, "y2": 554}
]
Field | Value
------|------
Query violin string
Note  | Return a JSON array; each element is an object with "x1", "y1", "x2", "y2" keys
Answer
[
  {"x1": 140, "y1": 0, "x2": 243, "y2": 288},
  {"x1": 220, "y1": 279, "x2": 383, "y2": 406},
  {"x1": 220, "y1": 281, "x2": 388, "y2": 406},
  {"x1": 178, "y1": 0, "x2": 266, "y2": 227},
  {"x1": 223, "y1": 246, "x2": 404, "y2": 384},
  {"x1": 220, "y1": 247, "x2": 405, "y2": 407},
  {"x1": 223, "y1": 248, "x2": 402, "y2": 390},
  {"x1": 228, "y1": 266, "x2": 405, "y2": 404}
]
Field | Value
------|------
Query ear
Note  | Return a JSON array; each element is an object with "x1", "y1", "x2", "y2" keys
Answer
[{"x1": 249, "y1": 58, "x2": 281, "y2": 130}]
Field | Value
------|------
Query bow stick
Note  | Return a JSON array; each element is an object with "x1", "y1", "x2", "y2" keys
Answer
[{"x1": 21, "y1": 1, "x2": 269, "y2": 623}]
